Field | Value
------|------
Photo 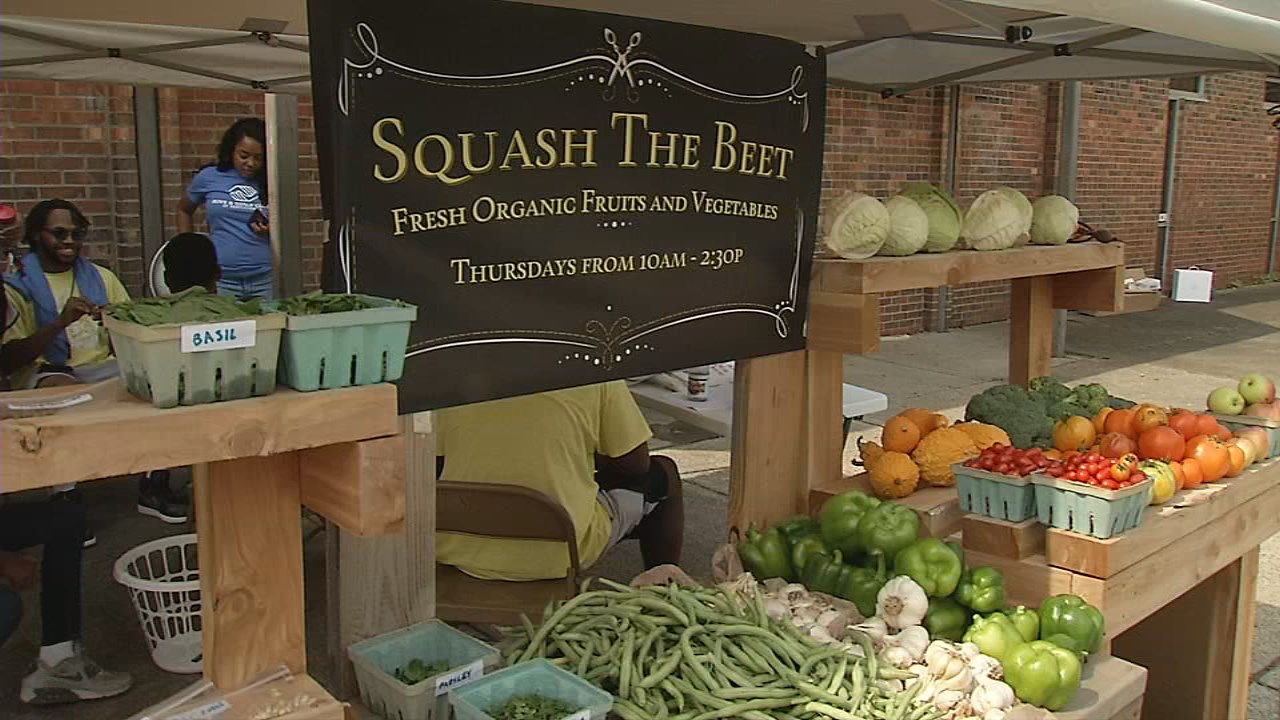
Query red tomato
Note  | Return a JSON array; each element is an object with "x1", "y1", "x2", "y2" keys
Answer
[
  {"x1": 1130, "y1": 470, "x2": 1147, "y2": 483},
  {"x1": 1102, "y1": 480, "x2": 1120, "y2": 490}
]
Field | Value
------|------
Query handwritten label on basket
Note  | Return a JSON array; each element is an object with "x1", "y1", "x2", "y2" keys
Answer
[
  {"x1": 563, "y1": 711, "x2": 591, "y2": 720},
  {"x1": 180, "y1": 320, "x2": 257, "y2": 353},
  {"x1": 433, "y1": 659, "x2": 484, "y2": 696},
  {"x1": 165, "y1": 699, "x2": 230, "y2": 720}
]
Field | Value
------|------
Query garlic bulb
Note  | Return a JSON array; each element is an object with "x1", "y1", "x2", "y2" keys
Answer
[
  {"x1": 966, "y1": 652, "x2": 1003, "y2": 682},
  {"x1": 884, "y1": 625, "x2": 930, "y2": 662},
  {"x1": 982, "y1": 710, "x2": 1007, "y2": 720},
  {"x1": 970, "y1": 678, "x2": 1015, "y2": 714},
  {"x1": 854, "y1": 617, "x2": 889, "y2": 644},
  {"x1": 877, "y1": 576, "x2": 929, "y2": 629},
  {"x1": 880, "y1": 645, "x2": 915, "y2": 669}
]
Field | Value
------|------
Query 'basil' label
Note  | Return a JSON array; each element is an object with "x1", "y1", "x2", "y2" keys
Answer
[
  {"x1": 434, "y1": 659, "x2": 484, "y2": 696},
  {"x1": 180, "y1": 320, "x2": 257, "y2": 353}
]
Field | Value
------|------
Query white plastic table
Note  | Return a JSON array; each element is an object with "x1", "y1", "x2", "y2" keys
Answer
[{"x1": 630, "y1": 362, "x2": 888, "y2": 438}]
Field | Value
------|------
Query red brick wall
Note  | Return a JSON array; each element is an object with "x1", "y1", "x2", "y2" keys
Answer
[
  {"x1": 1169, "y1": 73, "x2": 1277, "y2": 284},
  {"x1": 0, "y1": 80, "x2": 325, "y2": 295},
  {"x1": 4, "y1": 75, "x2": 1277, "y2": 325}
]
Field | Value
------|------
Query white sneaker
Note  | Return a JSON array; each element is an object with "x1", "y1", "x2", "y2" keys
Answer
[{"x1": 20, "y1": 648, "x2": 132, "y2": 704}]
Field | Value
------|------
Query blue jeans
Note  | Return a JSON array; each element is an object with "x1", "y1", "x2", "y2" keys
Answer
[{"x1": 217, "y1": 270, "x2": 275, "y2": 301}]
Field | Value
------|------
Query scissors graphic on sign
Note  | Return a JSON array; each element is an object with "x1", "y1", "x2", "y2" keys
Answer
[{"x1": 604, "y1": 28, "x2": 642, "y2": 101}]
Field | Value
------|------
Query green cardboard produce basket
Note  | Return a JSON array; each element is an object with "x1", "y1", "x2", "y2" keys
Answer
[
  {"x1": 449, "y1": 660, "x2": 613, "y2": 720},
  {"x1": 104, "y1": 313, "x2": 285, "y2": 409},
  {"x1": 349, "y1": 620, "x2": 501, "y2": 720},
  {"x1": 274, "y1": 295, "x2": 417, "y2": 392},
  {"x1": 1030, "y1": 473, "x2": 1150, "y2": 539},
  {"x1": 953, "y1": 463, "x2": 1037, "y2": 522}
]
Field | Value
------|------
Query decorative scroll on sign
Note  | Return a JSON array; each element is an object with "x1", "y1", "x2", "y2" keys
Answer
[{"x1": 308, "y1": 0, "x2": 826, "y2": 411}]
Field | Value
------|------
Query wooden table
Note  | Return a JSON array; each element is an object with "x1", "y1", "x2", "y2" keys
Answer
[
  {"x1": 962, "y1": 458, "x2": 1280, "y2": 720},
  {"x1": 727, "y1": 242, "x2": 1125, "y2": 534},
  {"x1": 0, "y1": 380, "x2": 403, "y2": 693}
]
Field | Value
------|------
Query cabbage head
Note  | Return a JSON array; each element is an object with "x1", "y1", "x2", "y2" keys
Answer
[
  {"x1": 823, "y1": 191, "x2": 889, "y2": 260},
  {"x1": 960, "y1": 187, "x2": 1033, "y2": 251},
  {"x1": 1030, "y1": 195, "x2": 1080, "y2": 245},
  {"x1": 878, "y1": 195, "x2": 929, "y2": 256},
  {"x1": 899, "y1": 182, "x2": 962, "y2": 253}
]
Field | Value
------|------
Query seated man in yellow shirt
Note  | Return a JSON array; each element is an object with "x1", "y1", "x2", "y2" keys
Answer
[
  {"x1": 437, "y1": 381, "x2": 683, "y2": 580},
  {"x1": 1, "y1": 199, "x2": 130, "y2": 388}
]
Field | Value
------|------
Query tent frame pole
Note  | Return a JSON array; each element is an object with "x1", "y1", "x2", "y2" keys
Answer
[
  {"x1": 267, "y1": 93, "x2": 304, "y2": 296},
  {"x1": 1053, "y1": 80, "x2": 1082, "y2": 357},
  {"x1": 133, "y1": 86, "x2": 166, "y2": 296}
]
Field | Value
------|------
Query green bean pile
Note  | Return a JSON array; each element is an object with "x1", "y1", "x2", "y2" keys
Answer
[{"x1": 504, "y1": 579, "x2": 941, "y2": 720}]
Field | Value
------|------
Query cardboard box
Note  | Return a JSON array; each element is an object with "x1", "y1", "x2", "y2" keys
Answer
[{"x1": 1081, "y1": 267, "x2": 1163, "y2": 317}]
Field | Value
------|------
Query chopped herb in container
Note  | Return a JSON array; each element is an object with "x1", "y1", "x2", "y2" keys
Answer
[
  {"x1": 276, "y1": 292, "x2": 383, "y2": 316},
  {"x1": 108, "y1": 287, "x2": 264, "y2": 326},
  {"x1": 392, "y1": 658, "x2": 451, "y2": 685},
  {"x1": 489, "y1": 694, "x2": 578, "y2": 720}
]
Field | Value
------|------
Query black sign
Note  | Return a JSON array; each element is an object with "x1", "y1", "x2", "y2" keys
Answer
[{"x1": 308, "y1": 0, "x2": 825, "y2": 411}]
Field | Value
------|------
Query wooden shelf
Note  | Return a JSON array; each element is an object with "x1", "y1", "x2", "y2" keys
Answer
[
  {"x1": 812, "y1": 241, "x2": 1125, "y2": 295},
  {"x1": 1, "y1": 379, "x2": 400, "y2": 493}
]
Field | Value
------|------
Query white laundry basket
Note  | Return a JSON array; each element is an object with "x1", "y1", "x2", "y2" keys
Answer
[{"x1": 113, "y1": 533, "x2": 203, "y2": 674}]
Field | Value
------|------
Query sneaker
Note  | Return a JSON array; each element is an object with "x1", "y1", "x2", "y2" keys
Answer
[
  {"x1": 20, "y1": 649, "x2": 133, "y2": 704},
  {"x1": 82, "y1": 528, "x2": 96, "y2": 549},
  {"x1": 137, "y1": 490, "x2": 190, "y2": 524}
]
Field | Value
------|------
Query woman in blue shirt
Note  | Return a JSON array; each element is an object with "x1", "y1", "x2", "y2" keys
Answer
[{"x1": 176, "y1": 118, "x2": 273, "y2": 300}]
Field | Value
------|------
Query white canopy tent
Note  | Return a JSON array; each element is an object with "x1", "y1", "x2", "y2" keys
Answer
[{"x1": 1, "y1": 1, "x2": 1277, "y2": 94}]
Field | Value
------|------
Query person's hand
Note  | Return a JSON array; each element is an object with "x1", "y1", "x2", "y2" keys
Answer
[
  {"x1": 251, "y1": 221, "x2": 270, "y2": 236},
  {"x1": 57, "y1": 297, "x2": 96, "y2": 329},
  {"x1": 0, "y1": 551, "x2": 37, "y2": 591}
]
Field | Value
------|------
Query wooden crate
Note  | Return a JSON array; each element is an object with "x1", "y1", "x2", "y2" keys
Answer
[
  {"x1": 961, "y1": 514, "x2": 1045, "y2": 560},
  {"x1": 1056, "y1": 655, "x2": 1148, "y2": 720},
  {"x1": 809, "y1": 473, "x2": 961, "y2": 539},
  {"x1": 1045, "y1": 461, "x2": 1279, "y2": 579}
]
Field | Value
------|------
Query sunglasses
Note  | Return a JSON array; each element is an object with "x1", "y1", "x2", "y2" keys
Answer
[{"x1": 44, "y1": 227, "x2": 89, "y2": 242}]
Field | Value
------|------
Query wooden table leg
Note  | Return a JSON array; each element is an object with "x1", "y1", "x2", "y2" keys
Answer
[
  {"x1": 196, "y1": 454, "x2": 306, "y2": 689},
  {"x1": 1227, "y1": 548, "x2": 1260, "y2": 719},
  {"x1": 1009, "y1": 276, "x2": 1054, "y2": 386},
  {"x1": 806, "y1": 350, "x2": 846, "y2": 500},
  {"x1": 728, "y1": 351, "x2": 807, "y2": 536}
]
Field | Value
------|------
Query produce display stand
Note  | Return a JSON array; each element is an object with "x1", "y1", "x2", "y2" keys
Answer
[
  {"x1": 727, "y1": 241, "x2": 1125, "y2": 535},
  {"x1": 961, "y1": 459, "x2": 1280, "y2": 720},
  {"x1": 0, "y1": 379, "x2": 404, "y2": 700}
]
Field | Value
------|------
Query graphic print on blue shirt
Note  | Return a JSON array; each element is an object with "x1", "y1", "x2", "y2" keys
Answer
[{"x1": 188, "y1": 166, "x2": 271, "y2": 279}]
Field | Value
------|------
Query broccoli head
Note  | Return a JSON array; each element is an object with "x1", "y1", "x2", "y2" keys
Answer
[{"x1": 965, "y1": 384, "x2": 1056, "y2": 449}]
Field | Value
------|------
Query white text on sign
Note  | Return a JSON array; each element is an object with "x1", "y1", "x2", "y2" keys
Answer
[
  {"x1": 180, "y1": 320, "x2": 258, "y2": 353},
  {"x1": 433, "y1": 659, "x2": 484, "y2": 696}
]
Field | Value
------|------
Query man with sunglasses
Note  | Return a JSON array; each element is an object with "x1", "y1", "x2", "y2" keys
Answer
[{"x1": 1, "y1": 199, "x2": 130, "y2": 390}]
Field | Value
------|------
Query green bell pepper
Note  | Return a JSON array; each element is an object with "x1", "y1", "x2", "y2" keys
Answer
[
  {"x1": 1042, "y1": 633, "x2": 1087, "y2": 663},
  {"x1": 856, "y1": 502, "x2": 920, "y2": 560},
  {"x1": 1004, "y1": 640, "x2": 1083, "y2": 711},
  {"x1": 790, "y1": 534, "x2": 831, "y2": 576},
  {"x1": 818, "y1": 491, "x2": 881, "y2": 557},
  {"x1": 924, "y1": 596, "x2": 969, "y2": 642},
  {"x1": 954, "y1": 566, "x2": 1007, "y2": 613},
  {"x1": 801, "y1": 550, "x2": 851, "y2": 596},
  {"x1": 737, "y1": 527, "x2": 794, "y2": 581},
  {"x1": 893, "y1": 538, "x2": 963, "y2": 597},
  {"x1": 1039, "y1": 594, "x2": 1105, "y2": 654},
  {"x1": 946, "y1": 541, "x2": 966, "y2": 570},
  {"x1": 1007, "y1": 605, "x2": 1041, "y2": 643},
  {"x1": 774, "y1": 515, "x2": 820, "y2": 543},
  {"x1": 961, "y1": 612, "x2": 1026, "y2": 663},
  {"x1": 838, "y1": 552, "x2": 887, "y2": 617}
]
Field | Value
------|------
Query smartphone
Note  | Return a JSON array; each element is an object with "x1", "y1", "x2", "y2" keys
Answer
[{"x1": 250, "y1": 207, "x2": 269, "y2": 227}]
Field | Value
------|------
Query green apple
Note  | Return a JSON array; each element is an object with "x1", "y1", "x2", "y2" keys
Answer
[
  {"x1": 1238, "y1": 374, "x2": 1276, "y2": 406},
  {"x1": 1208, "y1": 386, "x2": 1246, "y2": 415}
]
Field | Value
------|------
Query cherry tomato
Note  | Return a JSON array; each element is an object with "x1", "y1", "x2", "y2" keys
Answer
[
  {"x1": 1102, "y1": 479, "x2": 1120, "y2": 490},
  {"x1": 1130, "y1": 470, "x2": 1147, "y2": 483}
]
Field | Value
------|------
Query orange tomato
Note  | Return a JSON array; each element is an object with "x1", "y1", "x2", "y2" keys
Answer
[
  {"x1": 1104, "y1": 409, "x2": 1138, "y2": 440},
  {"x1": 1092, "y1": 407, "x2": 1114, "y2": 436},
  {"x1": 1043, "y1": 449, "x2": 1064, "y2": 461},
  {"x1": 1186, "y1": 435, "x2": 1230, "y2": 482},
  {"x1": 1224, "y1": 444, "x2": 1247, "y2": 477},
  {"x1": 1167, "y1": 412, "x2": 1201, "y2": 440},
  {"x1": 1097, "y1": 432, "x2": 1138, "y2": 459},
  {"x1": 1181, "y1": 458, "x2": 1205, "y2": 489},
  {"x1": 1053, "y1": 416, "x2": 1098, "y2": 453},
  {"x1": 1168, "y1": 461, "x2": 1187, "y2": 491},
  {"x1": 1137, "y1": 426, "x2": 1186, "y2": 461},
  {"x1": 1193, "y1": 414, "x2": 1220, "y2": 437},
  {"x1": 1131, "y1": 406, "x2": 1169, "y2": 435},
  {"x1": 1211, "y1": 423, "x2": 1233, "y2": 442}
]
